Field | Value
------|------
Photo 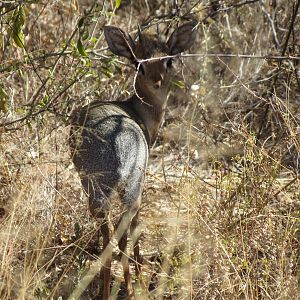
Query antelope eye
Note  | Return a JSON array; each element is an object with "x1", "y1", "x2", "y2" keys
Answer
[
  {"x1": 134, "y1": 62, "x2": 145, "y2": 75},
  {"x1": 138, "y1": 63, "x2": 145, "y2": 75},
  {"x1": 163, "y1": 58, "x2": 173, "y2": 70}
]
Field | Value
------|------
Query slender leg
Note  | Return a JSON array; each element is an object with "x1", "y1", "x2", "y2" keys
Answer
[
  {"x1": 100, "y1": 213, "x2": 114, "y2": 300},
  {"x1": 130, "y1": 211, "x2": 142, "y2": 277},
  {"x1": 118, "y1": 213, "x2": 134, "y2": 299}
]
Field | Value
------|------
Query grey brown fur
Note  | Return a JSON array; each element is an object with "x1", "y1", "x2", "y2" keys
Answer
[
  {"x1": 70, "y1": 102, "x2": 148, "y2": 212},
  {"x1": 69, "y1": 22, "x2": 197, "y2": 299}
]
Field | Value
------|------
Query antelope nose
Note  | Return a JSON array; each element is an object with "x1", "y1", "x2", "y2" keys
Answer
[{"x1": 154, "y1": 80, "x2": 162, "y2": 89}]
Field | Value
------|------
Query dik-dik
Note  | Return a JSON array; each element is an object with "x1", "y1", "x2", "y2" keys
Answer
[{"x1": 69, "y1": 21, "x2": 197, "y2": 299}]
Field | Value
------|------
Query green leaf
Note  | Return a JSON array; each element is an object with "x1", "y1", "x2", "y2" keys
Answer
[
  {"x1": 12, "y1": 6, "x2": 26, "y2": 48},
  {"x1": 38, "y1": 95, "x2": 49, "y2": 108},
  {"x1": 90, "y1": 37, "x2": 98, "y2": 44},
  {"x1": 0, "y1": 86, "x2": 8, "y2": 99},
  {"x1": 101, "y1": 66, "x2": 113, "y2": 78},
  {"x1": 0, "y1": 86, "x2": 8, "y2": 112},
  {"x1": 77, "y1": 38, "x2": 88, "y2": 57},
  {"x1": 115, "y1": 0, "x2": 121, "y2": 9},
  {"x1": 18, "y1": 6, "x2": 26, "y2": 26},
  {"x1": 12, "y1": 29, "x2": 24, "y2": 48},
  {"x1": 171, "y1": 80, "x2": 185, "y2": 89}
]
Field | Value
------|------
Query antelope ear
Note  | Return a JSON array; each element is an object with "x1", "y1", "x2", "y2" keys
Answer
[
  {"x1": 167, "y1": 21, "x2": 197, "y2": 55},
  {"x1": 104, "y1": 26, "x2": 135, "y2": 60}
]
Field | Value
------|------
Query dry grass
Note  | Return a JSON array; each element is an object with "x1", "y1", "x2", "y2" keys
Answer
[{"x1": 0, "y1": 1, "x2": 299, "y2": 299}]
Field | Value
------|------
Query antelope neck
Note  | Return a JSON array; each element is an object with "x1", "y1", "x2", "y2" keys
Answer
[{"x1": 129, "y1": 81, "x2": 168, "y2": 144}]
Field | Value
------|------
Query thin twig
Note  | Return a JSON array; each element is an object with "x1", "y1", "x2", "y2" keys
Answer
[
  {"x1": 181, "y1": 53, "x2": 300, "y2": 61},
  {"x1": 273, "y1": 176, "x2": 298, "y2": 197},
  {"x1": 137, "y1": 53, "x2": 300, "y2": 64},
  {"x1": 260, "y1": 3, "x2": 280, "y2": 48}
]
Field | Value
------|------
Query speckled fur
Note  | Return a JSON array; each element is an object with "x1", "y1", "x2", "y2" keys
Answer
[{"x1": 69, "y1": 102, "x2": 148, "y2": 214}]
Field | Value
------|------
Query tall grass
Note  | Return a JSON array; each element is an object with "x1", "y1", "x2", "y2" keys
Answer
[{"x1": 0, "y1": 1, "x2": 299, "y2": 299}]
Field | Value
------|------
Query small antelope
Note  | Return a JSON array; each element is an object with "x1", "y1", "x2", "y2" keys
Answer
[{"x1": 69, "y1": 21, "x2": 196, "y2": 299}]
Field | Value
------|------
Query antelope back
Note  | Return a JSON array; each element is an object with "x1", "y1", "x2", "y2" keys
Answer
[{"x1": 69, "y1": 101, "x2": 149, "y2": 213}]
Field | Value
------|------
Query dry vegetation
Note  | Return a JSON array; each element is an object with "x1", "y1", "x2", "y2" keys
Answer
[{"x1": 0, "y1": 0, "x2": 300, "y2": 299}]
